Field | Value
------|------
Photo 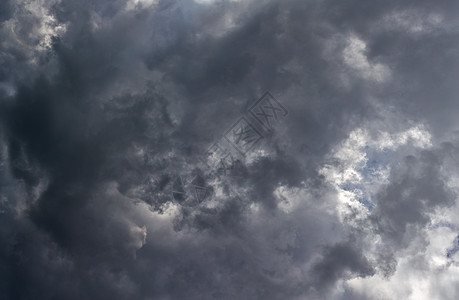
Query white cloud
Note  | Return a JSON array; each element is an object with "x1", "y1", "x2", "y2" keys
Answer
[
  {"x1": 343, "y1": 35, "x2": 391, "y2": 83},
  {"x1": 319, "y1": 124, "x2": 432, "y2": 224},
  {"x1": 346, "y1": 224, "x2": 459, "y2": 300}
]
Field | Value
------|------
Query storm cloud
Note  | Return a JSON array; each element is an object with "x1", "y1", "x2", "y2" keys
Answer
[{"x1": 1, "y1": 0, "x2": 459, "y2": 299}]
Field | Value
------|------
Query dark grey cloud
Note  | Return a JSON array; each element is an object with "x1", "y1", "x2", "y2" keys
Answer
[{"x1": 0, "y1": 0, "x2": 458, "y2": 299}]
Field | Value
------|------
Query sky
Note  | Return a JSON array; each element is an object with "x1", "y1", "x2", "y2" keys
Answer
[{"x1": 0, "y1": 0, "x2": 459, "y2": 299}]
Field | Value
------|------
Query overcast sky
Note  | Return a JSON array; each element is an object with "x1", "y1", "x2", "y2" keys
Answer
[{"x1": 0, "y1": 0, "x2": 459, "y2": 299}]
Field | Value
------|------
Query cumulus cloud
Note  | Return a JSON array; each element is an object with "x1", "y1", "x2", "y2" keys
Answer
[{"x1": 0, "y1": 0, "x2": 458, "y2": 299}]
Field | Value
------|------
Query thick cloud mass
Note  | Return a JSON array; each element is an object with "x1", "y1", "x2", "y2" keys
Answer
[{"x1": 1, "y1": 0, "x2": 459, "y2": 299}]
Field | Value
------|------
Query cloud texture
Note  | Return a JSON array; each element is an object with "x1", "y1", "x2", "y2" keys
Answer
[{"x1": 1, "y1": 0, "x2": 459, "y2": 299}]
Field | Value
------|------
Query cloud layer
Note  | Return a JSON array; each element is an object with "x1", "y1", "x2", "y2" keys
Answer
[{"x1": 1, "y1": 0, "x2": 459, "y2": 299}]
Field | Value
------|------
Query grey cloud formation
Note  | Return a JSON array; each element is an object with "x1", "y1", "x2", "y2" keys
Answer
[{"x1": 1, "y1": 0, "x2": 459, "y2": 299}]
